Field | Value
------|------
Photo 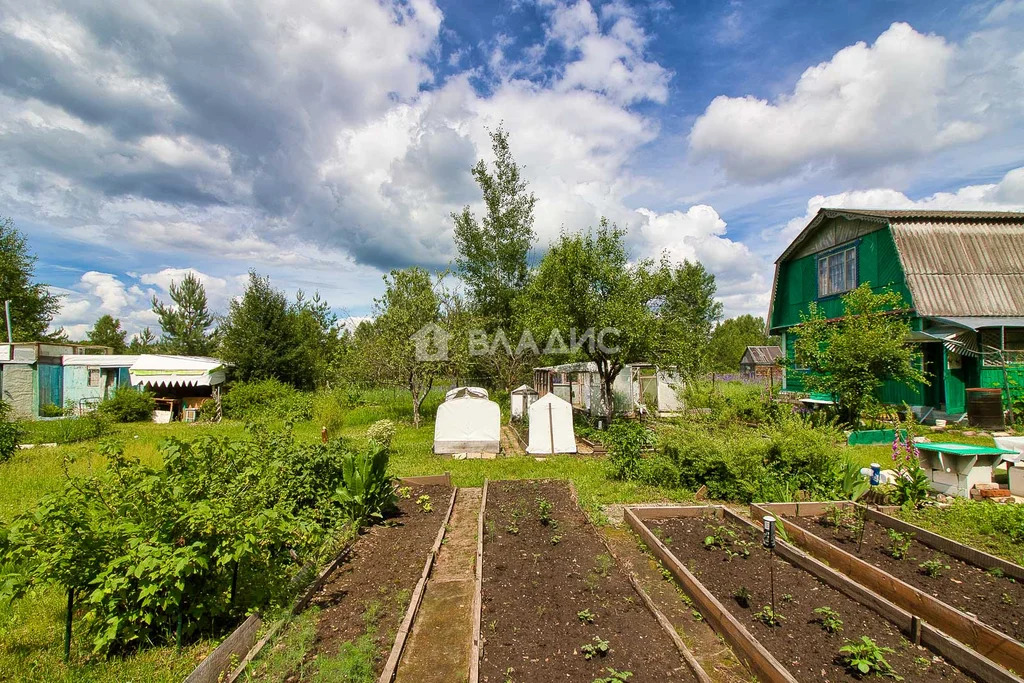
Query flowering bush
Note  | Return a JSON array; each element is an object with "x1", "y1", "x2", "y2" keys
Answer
[
  {"x1": 366, "y1": 419, "x2": 397, "y2": 451},
  {"x1": 889, "y1": 419, "x2": 930, "y2": 508}
]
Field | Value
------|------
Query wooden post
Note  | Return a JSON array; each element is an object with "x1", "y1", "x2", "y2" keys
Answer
[{"x1": 548, "y1": 402, "x2": 555, "y2": 455}]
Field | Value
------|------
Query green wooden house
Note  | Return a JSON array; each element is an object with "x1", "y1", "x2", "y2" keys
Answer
[{"x1": 768, "y1": 209, "x2": 1024, "y2": 421}]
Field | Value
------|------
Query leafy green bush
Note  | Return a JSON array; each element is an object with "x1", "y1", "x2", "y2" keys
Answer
[
  {"x1": 333, "y1": 444, "x2": 396, "y2": 525},
  {"x1": 222, "y1": 378, "x2": 313, "y2": 422},
  {"x1": 606, "y1": 421, "x2": 657, "y2": 480},
  {"x1": 97, "y1": 386, "x2": 156, "y2": 422},
  {"x1": 38, "y1": 402, "x2": 65, "y2": 417},
  {"x1": 0, "y1": 426, "x2": 357, "y2": 655},
  {"x1": 648, "y1": 415, "x2": 847, "y2": 502},
  {"x1": 0, "y1": 400, "x2": 22, "y2": 462}
]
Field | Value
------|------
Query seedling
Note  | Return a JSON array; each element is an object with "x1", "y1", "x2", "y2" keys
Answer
[
  {"x1": 704, "y1": 524, "x2": 736, "y2": 550},
  {"x1": 550, "y1": 534, "x2": 562, "y2": 545},
  {"x1": 781, "y1": 593, "x2": 794, "y2": 603},
  {"x1": 987, "y1": 567, "x2": 1006, "y2": 579},
  {"x1": 915, "y1": 656, "x2": 932, "y2": 668},
  {"x1": 813, "y1": 606, "x2": 843, "y2": 634},
  {"x1": 397, "y1": 486, "x2": 412, "y2": 499},
  {"x1": 577, "y1": 609, "x2": 595, "y2": 624},
  {"x1": 838, "y1": 636, "x2": 901, "y2": 679},
  {"x1": 1002, "y1": 593, "x2": 1015, "y2": 605},
  {"x1": 537, "y1": 498, "x2": 553, "y2": 525},
  {"x1": 506, "y1": 513, "x2": 519, "y2": 536},
  {"x1": 416, "y1": 494, "x2": 433, "y2": 513},
  {"x1": 886, "y1": 529, "x2": 913, "y2": 561},
  {"x1": 593, "y1": 554, "x2": 613, "y2": 577},
  {"x1": 733, "y1": 586, "x2": 751, "y2": 608},
  {"x1": 918, "y1": 557, "x2": 950, "y2": 578},
  {"x1": 580, "y1": 636, "x2": 609, "y2": 660},
  {"x1": 753, "y1": 605, "x2": 784, "y2": 627},
  {"x1": 691, "y1": 609, "x2": 703, "y2": 621},
  {"x1": 593, "y1": 669, "x2": 632, "y2": 683}
]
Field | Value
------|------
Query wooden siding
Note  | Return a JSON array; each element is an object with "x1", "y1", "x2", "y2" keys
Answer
[{"x1": 770, "y1": 225, "x2": 912, "y2": 331}]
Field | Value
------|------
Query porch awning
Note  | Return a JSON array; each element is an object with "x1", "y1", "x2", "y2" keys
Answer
[
  {"x1": 909, "y1": 325, "x2": 979, "y2": 357},
  {"x1": 129, "y1": 355, "x2": 226, "y2": 388}
]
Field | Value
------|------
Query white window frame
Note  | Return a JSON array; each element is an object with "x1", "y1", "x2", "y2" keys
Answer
[
  {"x1": 87, "y1": 367, "x2": 101, "y2": 387},
  {"x1": 817, "y1": 244, "x2": 857, "y2": 298}
]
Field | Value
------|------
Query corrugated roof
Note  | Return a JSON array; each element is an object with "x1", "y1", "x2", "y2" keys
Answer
[
  {"x1": 742, "y1": 345, "x2": 782, "y2": 365},
  {"x1": 889, "y1": 219, "x2": 1024, "y2": 317},
  {"x1": 825, "y1": 209, "x2": 1024, "y2": 221},
  {"x1": 771, "y1": 209, "x2": 1024, "y2": 324}
]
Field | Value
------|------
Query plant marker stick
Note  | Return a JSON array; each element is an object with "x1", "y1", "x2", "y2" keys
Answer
[
  {"x1": 763, "y1": 516, "x2": 777, "y2": 619},
  {"x1": 64, "y1": 587, "x2": 73, "y2": 662},
  {"x1": 857, "y1": 506, "x2": 867, "y2": 554}
]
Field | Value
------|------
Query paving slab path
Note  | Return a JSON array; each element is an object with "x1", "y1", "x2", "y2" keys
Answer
[{"x1": 394, "y1": 487, "x2": 481, "y2": 683}]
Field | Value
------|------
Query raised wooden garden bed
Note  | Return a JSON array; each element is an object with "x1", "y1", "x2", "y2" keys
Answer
[
  {"x1": 752, "y1": 502, "x2": 1024, "y2": 676},
  {"x1": 232, "y1": 481, "x2": 455, "y2": 682},
  {"x1": 627, "y1": 505, "x2": 1019, "y2": 683},
  {"x1": 479, "y1": 480, "x2": 693, "y2": 681}
]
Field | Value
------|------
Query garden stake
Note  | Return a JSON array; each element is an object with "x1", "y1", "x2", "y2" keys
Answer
[
  {"x1": 64, "y1": 587, "x2": 73, "y2": 662},
  {"x1": 763, "y1": 516, "x2": 777, "y2": 619}
]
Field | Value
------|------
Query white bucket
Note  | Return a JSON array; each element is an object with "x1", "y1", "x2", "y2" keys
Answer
[{"x1": 934, "y1": 419, "x2": 947, "y2": 428}]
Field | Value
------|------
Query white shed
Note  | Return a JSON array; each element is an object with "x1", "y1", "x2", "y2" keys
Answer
[
  {"x1": 433, "y1": 389, "x2": 501, "y2": 454},
  {"x1": 510, "y1": 384, "x2": 538, "y2": 420},
  {"x1": 527, "y1": 393, "x2": 577, "y2": 455}
]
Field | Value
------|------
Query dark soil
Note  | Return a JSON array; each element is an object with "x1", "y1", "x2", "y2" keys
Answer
[
  {"x1": 308, "y1": 484, "x2": 453, "y2": 674},
  {"x1": 789, "y1": 511, "x2": 1024, "y2": 642},
  {"x1": 650, "y1": 515, "x2": 976, "y2": 682},
  {"x1": 480, "y1": 480, "x2": 690, "y2": 682}
]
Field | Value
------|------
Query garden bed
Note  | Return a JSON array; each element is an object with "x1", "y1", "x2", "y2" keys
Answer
[
  {"x1": 785, "y1": 506, "x2": 1024, "y2": 643},
  {"x1": 640, "y1": 509, "x2": 978, "y2": 683},
  {"x1": 480, "y1": 480, "x2": 690, "y2": 682},
  {"x1": 246, "y1": 482, "x2": 453, "y2": 681}
]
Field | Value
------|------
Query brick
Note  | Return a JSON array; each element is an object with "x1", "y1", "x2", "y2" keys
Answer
[{"x1": 975, "y1": 482, "x2": 1000, "y2": 490}]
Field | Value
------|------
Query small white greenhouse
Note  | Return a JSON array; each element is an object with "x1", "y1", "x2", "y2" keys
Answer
[
  {"x1": 527, "y1": 393, "x2": 577, "y2": 455},
  {"x1": 433, "y1": 387, "x2": 501, "y2": 454},
  {"x1": 510, "y1": 384, "x2": 538, "y2": 420}
]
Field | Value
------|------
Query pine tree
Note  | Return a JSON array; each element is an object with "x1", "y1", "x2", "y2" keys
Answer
[{"x1": 151, "y1": 272, "x2": 216, "y2": 355}]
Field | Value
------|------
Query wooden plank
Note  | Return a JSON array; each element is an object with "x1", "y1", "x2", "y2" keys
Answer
[
  {"x1": 469, "y1": 479, "x2": 487, "y2": 683},
  {"x1": 624, "y1": 507, "x2": 796, "y2": 683},
  {"x1": 743, "y1": 506, "x2": 1024, "y2": 683},
  {"x1": 860, "y1": 505, "x2": 1024, "y2": 581},
  {"x1": 629, "y1": 505, "x2": 722, "y2": 521},
  {"x1": 378, "y1": 486, "x2": 459, "y2": 683},
  {"x1": 752, "y1": 504, "x2": 1024, "y2": 674},
  {"x1": 400, "y1": 473, "x2": 452, "y2": 487},
  {"x1": 599, "y1": 529, "x2": 712, "y2": 683},
  {"x1": 185, "y1": 614, "x2": 263, "y2": 683}
]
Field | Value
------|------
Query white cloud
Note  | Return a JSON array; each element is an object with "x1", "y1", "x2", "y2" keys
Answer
[
  {"x1": 634, "y1": 205, "x2": 771, "y2": 318},
  {"x1": 777, "y1": 166, "x2": 1024, "y2": 242},
  {"x1": 690, "y1": 21, "x2": 1022, "y2": 182}
]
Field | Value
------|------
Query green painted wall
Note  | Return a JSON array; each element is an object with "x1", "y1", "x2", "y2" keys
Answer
[
  {"x1": 776, "y1": 222, "x2": 924, "y2": 405},
  {"x1": 770, "y1": 226, "x2": 912, "y2": 331}
]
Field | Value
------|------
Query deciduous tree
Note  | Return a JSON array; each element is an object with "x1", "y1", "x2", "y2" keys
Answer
[
  {"x1": 792, "y1": 284, "x2": 925, "y2": 425},
  {"x1": 0, "y1": 217, "x2": 62, "y2": 341},
  {"x1": 452, "y1": 127, "x2": 537, "y2": 389},
  {"x1": 374, "y1": 268, "x2": 467, "y2": 427}
]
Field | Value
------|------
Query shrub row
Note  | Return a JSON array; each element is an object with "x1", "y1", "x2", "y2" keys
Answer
[{"x1": 0, "y1": 424, "x2": 394, "y2": 655}]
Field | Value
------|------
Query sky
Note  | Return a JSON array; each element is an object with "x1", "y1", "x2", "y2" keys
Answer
[{"x1": 2, "y1": 0, "x2": 1023, "y2": 340}]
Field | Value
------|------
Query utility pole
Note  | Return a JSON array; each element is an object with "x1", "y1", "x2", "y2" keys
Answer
[{"x1": 4, "y1": 300, "x2": 12, "y2": 344}]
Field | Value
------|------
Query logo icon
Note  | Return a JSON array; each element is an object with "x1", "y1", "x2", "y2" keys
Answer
[{"x1": 411, "y1": 322, "x2": 449, "y2": 361}]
